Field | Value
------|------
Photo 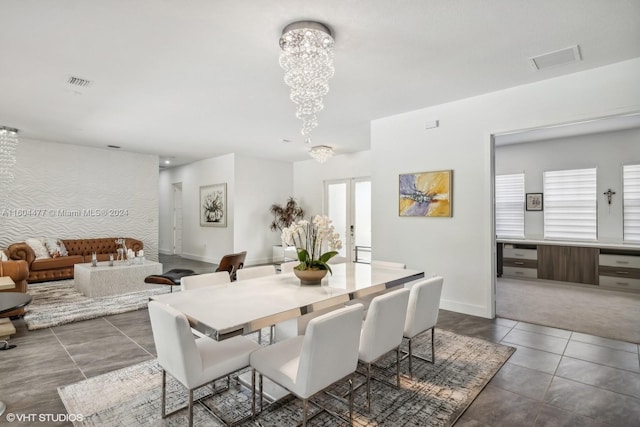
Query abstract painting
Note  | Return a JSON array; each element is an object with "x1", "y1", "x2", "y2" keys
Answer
[
  {"x1": 399, "y1": 170, "x2": 452, "y2": 217},
  {"x1": 200, "y1": 183, "x2": 227, "y2": 227}
]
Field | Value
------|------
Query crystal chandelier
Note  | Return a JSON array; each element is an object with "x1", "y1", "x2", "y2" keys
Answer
[
  {"x1": 0, "y1": 126, "x2": 18, "y2": 184},
  {"x1": 279, "y1": 21, "x2": 335, "y2": 146},
  {"x1": 309, "y1": 145, "x2": 334, "y2": 164}
]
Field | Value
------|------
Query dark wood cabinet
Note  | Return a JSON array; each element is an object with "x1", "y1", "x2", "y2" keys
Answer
[{"x1": 537, "y1": 245, "x2": 598, "y2": 285}]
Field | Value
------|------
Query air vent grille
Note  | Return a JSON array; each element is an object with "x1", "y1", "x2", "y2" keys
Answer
[
  {"x1": 67, "y1": 76, "x2": 92, "y2": 87},
  {"x1": 529, "y1": 45, "x2": 581, "y2": 70}
]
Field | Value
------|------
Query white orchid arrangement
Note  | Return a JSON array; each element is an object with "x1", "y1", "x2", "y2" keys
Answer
[{"x1": 281, "y1": 215, "x2": 343, "y2": 273}]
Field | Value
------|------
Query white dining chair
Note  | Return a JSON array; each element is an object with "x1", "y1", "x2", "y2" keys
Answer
[
  {"x1": 235, "y1": 265, "x2": 277, "y2": 281},
  {"x1": 371, "y1": 260, "x2": 406, "y2": 269},
  {"x1": 279, "y1": 261, "x2": 298, "y2": 273},
  {"x1": 358, "y1": 288, "x2": 410, "y2": 412},
  {"x1": 180, "y1": 271, "x2": 230, "y2": 291},
  {"x1": 403, "y1": 276, "x2": 444, "y2": 379},
  {"x1": 148, "y1": 301, "x2": 261, "y2": 426},
  {"x1": 250, "y1": 304, "x2": 365, "y2": 426}
]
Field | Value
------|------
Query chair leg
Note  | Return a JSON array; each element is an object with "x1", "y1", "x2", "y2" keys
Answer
[
  {"x1": 408, "y1": 338, "x2": 413, "y2": 380},
  {"x1": 396, "y1": 345, "x2": 401, "y2": 388},
  {"x1": 431, "y1": 327, "x2": 435, "y2": 363},
  {"x1": 259, "y1": 373, "x2": 264, "y2": 411},
  {"x1": 258, "y1": 328, "x2": 262, "y2": 344},
  {"x1": 188, "y1": 389, "x2": 194, "y2": 427},
  {"x1": 366, "y1": 363, "x2": 372, "y2": 413},
  {"x1": 161, "y1": 369, "x2": 167, "y2": 418},
  {"x1": 303, "y1": 398, "x2": 309, "y2": 427},
  {"x1": 251, "y1": 369, "x2": 256, "y2": 419},
  {"x1": 349, "y1": 378, "x2": 354, "y2": 425}
]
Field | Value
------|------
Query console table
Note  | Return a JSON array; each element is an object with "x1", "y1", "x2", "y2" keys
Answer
[{"x1": 74, "y1": 261, "x2": 163, "y2": 297}]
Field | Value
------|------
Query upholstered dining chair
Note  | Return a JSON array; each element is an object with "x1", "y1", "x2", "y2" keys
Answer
[
  {"x1": 358, "y1": 288, "x2": 410, "y2": 412},
  {"x1": 250, "y1": 304, "x2": 365, "y2": 426},
  {"x1": 215, "y1": 251, "x2": 247, "y2": 281},
  {"x1": 180, "y1": 271, "x2": 230, "y2": 291},
  {"x1": 148, "y1": 301, "x2": 261, "y2": 427},
  {"x1": 403, "y1": 276, "x2": 444, "y2": 379},
  {"x1": 279, "y1": 260, "x2": 297, "y2": 273},
  {"x1": 235, "y1": 264, "x2": 276, "y2": 281}
]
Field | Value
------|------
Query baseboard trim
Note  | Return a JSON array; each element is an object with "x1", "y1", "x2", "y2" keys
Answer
[{"x1": 440, "y1": 299, "x2": 490, "y2": 319}]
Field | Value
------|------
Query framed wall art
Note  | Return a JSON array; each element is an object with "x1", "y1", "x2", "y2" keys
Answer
[
  {"x1": 399, "y1": 169, "x2": 452, "y2": 217},
  {"x1": 526, "y1": 193, "x2": 543, "y2": 211},
  {"x1": 200, "y1": 183, "x2": 227, "y2": 227}
]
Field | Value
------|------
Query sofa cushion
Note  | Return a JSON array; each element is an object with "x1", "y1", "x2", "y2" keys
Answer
[
  {"x1": 30, "y1": 255, "x2": 84, "y2": 271},
  {"x1": 26, "y1": 238, "x2": 50, "y2": 260}
]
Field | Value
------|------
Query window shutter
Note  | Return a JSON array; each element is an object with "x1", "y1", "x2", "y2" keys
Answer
[
  {"x1": 495, "y1": 174, "x2": 525, "y2": 239},
  {"x1": 623, "y1": 164, "x2": 640, "y2": 243},
  {"x1": 543, "y1": 168, "x2": 597, "y2": 240}
]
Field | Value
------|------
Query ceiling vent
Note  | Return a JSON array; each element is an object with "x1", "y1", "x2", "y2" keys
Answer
[
  {"x1": 529, "y1": 45, "x2": 581, "y2": 70},
  {"x1": 67, "y1": 76, "x2": 92, "y2": 88}
]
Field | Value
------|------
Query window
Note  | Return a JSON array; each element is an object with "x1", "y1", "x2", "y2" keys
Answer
[
  {"x1": 623, "y1": 164, "x2": 640, "y2": 242},
  {"x1": 543, "y1": 167, "x2": 597, "y2": 240},
  {"x1": 495, "y1": 173, "x2": 525, "y2": 239}
]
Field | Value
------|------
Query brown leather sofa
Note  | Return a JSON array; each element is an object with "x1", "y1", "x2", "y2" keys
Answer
[
  {"x1": 0, "y1": 259, "x2": 29, "y2": 317},
  {"x1": 6, "y1": 238, "x2": 143, "y2": 283}
]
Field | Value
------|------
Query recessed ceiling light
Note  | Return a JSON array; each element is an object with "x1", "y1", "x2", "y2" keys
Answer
[{"x1": 164, "y1": 160, "x2": 171, "y2": 164}]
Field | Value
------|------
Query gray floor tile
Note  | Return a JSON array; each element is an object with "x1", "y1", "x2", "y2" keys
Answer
[
  {"x1": 51, "y1": 317, "x2": 122, "y2": 346},
  {"x1": 564, "y1": 341, "x2": 640, "y2": 373},
  {"x1": 456, "y1": 383, "x2": 540, "y2": 426},
  {"x1": 515, "y1": 321, "x2": 572, "y2": 339},
  {"x1": 505, "y1": 344, "x2": 562, "y2": 374},
  {"x1": 570, "y1": 331, "x2": 638, "y2": 353},
  {"x1": 544, "y1": 377, "x2": 640, "y2": 426},
  {"x1": 556, "y1": 356, "x2": 640, "y2": 399},
  {"x1": 502, "y1": 329, "x2": 569, "y2": 355},
  {"x1": 490, "y1": 362, "x2": 553, "y2": 400},
  {"x1": 534, "y1": 404, "x2": 612, "y2": 427},
  {"x1": 495, "y1": 317, "x2": 518, "y2": 328}
]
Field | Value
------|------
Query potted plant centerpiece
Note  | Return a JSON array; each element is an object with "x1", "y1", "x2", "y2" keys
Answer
[
  {"x1": 269, "y1": 197, "x2": 305, "y2": 262},
  {"x1": 281, "y1": 215, "x2": 342, "y2": 285}
]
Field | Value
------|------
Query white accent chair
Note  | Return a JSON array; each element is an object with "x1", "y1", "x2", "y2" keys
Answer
[
  {"x1": 371, "y1": 260, "x2": 406, "y2": 269},
  {"x1": 180, "y1": 271, "x2": 230, "y2": 291},
  {"x1": 279, "y1": 261, "x2": 297, "y2": 273},
  {"x1": 358, "y1": 288, "x2": 410, "y2": 412},
  {"x1": 403, "y1": 276, "x2": 444, "y2": 378},
  {"x1": 235, "y1": 265, "x2": 276, "y2": 281},
  {"x1": 250, "y1": 304, "x2": 365, "y2": 426},
  {"x1": 148, "y1": 301, "x2": 261, "y2": 426}
]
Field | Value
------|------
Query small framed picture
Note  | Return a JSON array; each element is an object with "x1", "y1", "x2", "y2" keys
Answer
[
  {"x1": 200, "y1": 183, "x2": 227, "y2": 227},
  {"x1": 526, "y1": 193, "x2": 543, "y2": 211}
]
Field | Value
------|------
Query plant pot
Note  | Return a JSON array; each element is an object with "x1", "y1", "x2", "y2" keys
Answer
[{"x1": 293, "y1": 268, "x2": 328, "y2": 286}]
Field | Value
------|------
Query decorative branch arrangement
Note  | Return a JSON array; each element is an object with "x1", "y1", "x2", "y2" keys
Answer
[{"x1": 269, "y1": 197, "x2": 305, "y2": 232}]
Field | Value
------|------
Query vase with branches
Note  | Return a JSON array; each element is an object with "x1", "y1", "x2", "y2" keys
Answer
[{"x1": 269, "y1": 197, "x2": 305, "y2": 232}]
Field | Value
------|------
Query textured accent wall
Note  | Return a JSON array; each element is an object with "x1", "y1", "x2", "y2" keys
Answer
[{"x1": 0, "y1": 138, "x2": 159, "y2": 260}]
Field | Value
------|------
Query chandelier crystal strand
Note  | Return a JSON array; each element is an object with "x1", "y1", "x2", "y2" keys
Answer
[
  {"x1": 0, "y1": 126, "x2": 18, "y2": 184},
  {"x1": 308, "y1": 145, "x2": 334, "y2": 164},
  {"x1": 279, "y1": 21, "x2": 335, "y2": 145}
]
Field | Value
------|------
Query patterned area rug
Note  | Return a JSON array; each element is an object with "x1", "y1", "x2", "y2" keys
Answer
[
  {"x1": 23, "y1": 280, "x2": 169, "y2": 330},
  {"x1": 58, "y1": 329, "x2": 514, "y2": 426}
]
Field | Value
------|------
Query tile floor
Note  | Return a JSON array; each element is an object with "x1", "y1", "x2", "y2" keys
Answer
[{"x1": 0, "y1": 258, "x2": 638, "y2": 426}]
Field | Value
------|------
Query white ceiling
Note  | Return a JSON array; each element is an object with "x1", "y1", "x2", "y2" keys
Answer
[{"x1": 1, "y1": 1, "x2": 639, "y2": 166}]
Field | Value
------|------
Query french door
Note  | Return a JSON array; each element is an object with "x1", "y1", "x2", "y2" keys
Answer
[{"x1": 324, "y1": 177, "x2": 371, "y2": 263}]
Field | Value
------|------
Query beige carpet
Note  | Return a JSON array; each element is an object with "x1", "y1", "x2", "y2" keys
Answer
[
  {"x1": 58, "y1": 329, "x2": 514, "y2": 426},
  {"x1": 497, "y1": 277, "x2": 640, "y2": 344}
]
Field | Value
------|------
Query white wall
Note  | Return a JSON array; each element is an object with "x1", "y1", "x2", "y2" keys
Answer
[
  {"x1": 496, "y1": 128, "x2": 640, "y2": 241},
  {"x1": 234, "y1": 155, "x2": 293, "y2": 265},
  {"x1": 371, "y1": 58, "x2": 640, "y2": 318},
  {"x1": 1, "y1": 138, "x2": 159, "y2": 259},
  {"x1": 293, "y1": 150, "x2": 372, "y2": 215},
  {"x1": 159, "y1": 154, "x2": 235, "y2": 263},
  {"x1": 159, "y1": 153, "x2": 293, "y2": 265}
]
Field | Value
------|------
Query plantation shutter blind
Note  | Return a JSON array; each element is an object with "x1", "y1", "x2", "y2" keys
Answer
[
  {"x1": 543, "y1": 168, "x2": 597, "y2": 240},
  {"x1": 623, "y1": 164, "x2": 640, "y2": 242},
  {"x1": 495, "y1": 174, "x2": 525, "y2": 239}
]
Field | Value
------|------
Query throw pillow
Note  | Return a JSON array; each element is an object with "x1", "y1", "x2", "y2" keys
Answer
[
  {"x1": 44, "y1": 238, "x2": 61, "y2": 257},
  {"x1": 58, "y1": 240, "x2": 69, "y2": 256},
  {"x1": 26, "y1": 238, "x2": 50, "y2": 260},
  {"x1": 0, "y1": 251, "x2": 8, "y2": 261}
]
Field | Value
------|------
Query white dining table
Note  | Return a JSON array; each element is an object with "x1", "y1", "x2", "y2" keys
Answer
[{"x1": 150, "y1": 262, "x2": 424, "y2": 341}]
